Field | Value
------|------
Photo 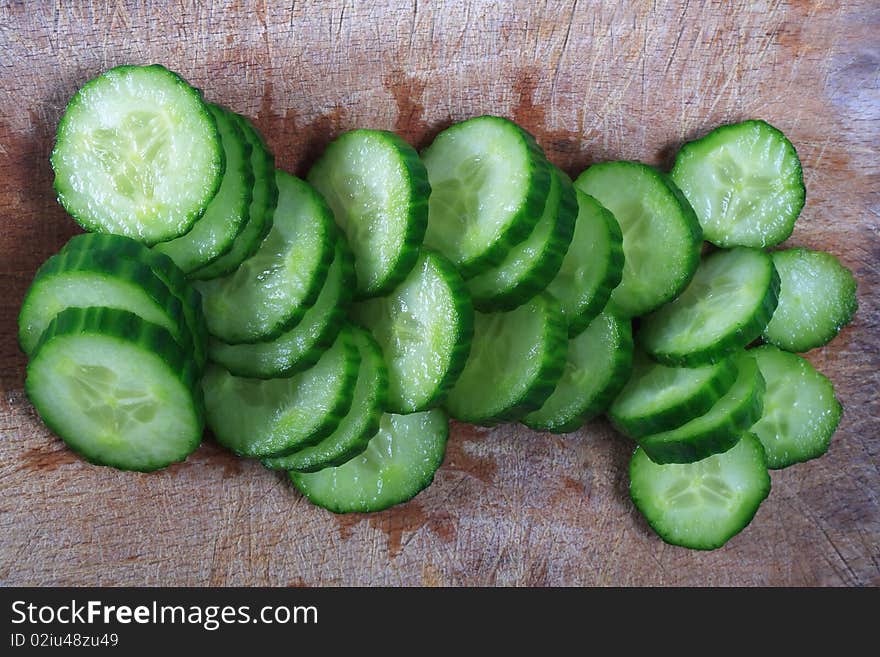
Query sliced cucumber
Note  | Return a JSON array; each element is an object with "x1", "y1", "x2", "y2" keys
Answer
[
  {"x1": 639, "y1": 248, "x2": 780, "y2": 366},
  {"x1": 445, "y1": 292, "x2": 567, "y2": 425},
  {"x1": 609, "y1": 353, "x2": 739, "y2": 439},
  {"x1": 352, "y1": 249, "x2": 473, "y2": 414},
  {"x1": 290, "y1": 409, "x2": 448, "y2": 513},
  {"x1": 575, "y1": 161, "x2": 701, "y2": 318},
  {"x1": 630, "y1": 432, "x2": 771, "y2": 550},
  {"x1": 546, "y1": 188, "x2": 624, "y2": 336},
  {"x1": 207, "y1": 236, "x2": 353, "y2": 378},
  {"x1": 203, "y1": 325, "x2": 359, "y2": 458},
  {"x1": 638, "y1": 351, "x2": 765, "y2": 464},
  {"x1": 750, "y1": 345, "x2": 842, "y2": 469},
  {"x1": 308, "y1": 129, "x2": 429, "y2": 298},
  {"x1": 191, "y1": 114, "x2": 278, "y2": 280},
  {"x1": 263, "y1": 326, "x2": 388, "y2": 472},
  {"x1": 762, "y1": 248, "x2": 858, "y2": 353},
  {"x1": 195, "y1": 170, "x2": 334, "y2": 344},
  {"x1": 523, "y1": 311, "x2": 633, "y2": 433},
  {"x1": 671, "y1": 120, "x2": 805, "y2": 248},
  {"x1": 51, "y1": 64, "x2": 224, "y2": 245},
  {"x1": 25, "y1": 307, "x2": 203, "y2": 471},
  {"x1": 422, "y1": 116, "x2": 551, "y2": 277},
  {"x1": 465, "y1": 165, "x2": 577, "y2": 312}
]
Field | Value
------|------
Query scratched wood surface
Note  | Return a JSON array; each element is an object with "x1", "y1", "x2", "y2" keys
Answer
[{"x1": 0, "y1": 0, "x2": 878, "y2": 586}]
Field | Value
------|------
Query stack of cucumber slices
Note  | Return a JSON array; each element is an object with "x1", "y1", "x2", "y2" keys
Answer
[{"x1": 21, "y1": 65, "x2": 857, "y2": 551}]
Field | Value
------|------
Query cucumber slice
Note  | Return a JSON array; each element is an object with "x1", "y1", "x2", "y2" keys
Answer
[
  {"x1": 191, "y1": 114, "x2": 278, "y2": 280},
  {"x1": 203, "y1": 325, "x2": 359, "y2": 458},
  {"x1": 263, "y1": 326, "x2": 388, "y2": 472},
  {"x1": 153, "y1": 104, "x2": 253, "y2": 274},
  {"x1": 51, "y1": 64, "x2": 224, "y2": 245},
  {"x1": 207, "y1": 236, "x2": 353, "y2": 378},
  {"x1": 25, "y1": 307, "x2": 203, "y2": 472},
  {"x1": 575, "y1": 161, "x2": 701, "y2": 318},
  {"x1": 308, "y1": 129, "x2": 429, "y2": 298},
  {"x1": 546, "y1": 188, "x2": 624, "y2": 336},
  {"x1": 352, "y1": 250, "x2": 473, "y2": 414},
  {"x1": 638, "y1": 351, "x2": 766, "y2": 465},
  {"x1": 290, "y1": 409, "x2": 448, "y2": 513},
  {"x1": 640, "y1": 247, "x2": 780, "y2": 367},
  {"x1": 18, "y1": 247, "x2": 189, "y2": 356},
  {"x1": 671, "y1": 120, "x2": 805, "y2": 248},
  {"x1": 422, "y1": 116, "x2": 551, "y2": 277},
  {"x1": 195, "y1": 170, "x2": 334, "y2": 344},
  {"x1": 445, "y1": 292, "x2": 567, "y2": 425},
  {"x1": 523, "y1": 311, "x2": 633, "y2": 433},
  {"x1": 609, "y1": 353, "x2": 739, "y2": 439},
  {"x1": 750, "y1": 345, "x2": 842, "y2": 469},
  {"x1": 630, "y1": 432, "x2": 771, "y2": 550},
  {"x1": 762, "y1": 248, "x2": 858, "y2": 353},
  {"x1": 466, "y1": 165, "x2": 578, "y2": 312},
  {"x1": 58, "y1": 232, "x2": 208, "y2": 369}
]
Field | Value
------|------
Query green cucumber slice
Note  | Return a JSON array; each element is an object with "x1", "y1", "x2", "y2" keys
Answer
[
  {"x1": 308, "y1": 129, "x2": 429, "y2": 298},
  {"x1": 51, "y1": 64, "x2": 224, "y2": 245},
  {"x1": 352, "y1": 250, "x2": 473, "y2": 414},
  {"x1": 445, "y1": 292, "x2": 567, "y2": 425},
  {"x1": 671, "y1": 120, "x2": 805, "y2": 248},
  {"x1": 630, "y1": 432, "x2": 771, "y2": 550},
  {"x1": 263, "y1": 326, "x2": 388, "y2": 472},
  {"x1": 639, "y1": 247, "x2": 780, "y2": 367},
  {"x1": 25, "y1": 307, "x2": 203, "y2": 472},
  {"x1": 750, "y1": 345, "x2": 842, "y2": 469},
  {"x1": 523, "y1": 311, "x2": 633, "y2": 433},
  {"x1": 575, "y1": 161, "x2": 701, "y2": 318},
  {"x1": 290, "y1": 409, "x2": 448, "y2": 513},
  {"x1": 422, "y1": 116, "x2": 551, "y2": 277},
  {"x1": 762, "y1": 248, "x2": 858, "y2": 353}
]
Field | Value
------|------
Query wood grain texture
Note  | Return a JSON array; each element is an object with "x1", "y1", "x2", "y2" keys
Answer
[{"x1": 1, "y1": 0, "x2": 878, "y2": 586}]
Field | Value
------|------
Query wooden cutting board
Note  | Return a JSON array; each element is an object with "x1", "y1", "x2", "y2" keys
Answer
[{"x1": 1, "y1": 0, "x2": 877, "y2": 586}]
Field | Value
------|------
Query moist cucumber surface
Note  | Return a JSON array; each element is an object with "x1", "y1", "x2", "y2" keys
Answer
[
  {"x1": 671, "y1": 119, "x2": 805, "y2": 248},
  {"x1": 290, "y1": 409, "x2": 449, "y2": 513},
  {"x1": 51, "y1": 64, "x2": 224, "y2": 245}
]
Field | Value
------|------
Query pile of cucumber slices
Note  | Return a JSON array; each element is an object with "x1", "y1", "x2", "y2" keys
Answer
[{"x1": 20, "y1": 64, "x2": 857, "y2": 550}]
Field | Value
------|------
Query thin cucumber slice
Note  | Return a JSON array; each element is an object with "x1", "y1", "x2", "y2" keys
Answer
[
  {"x1": 630, "y1": 432, "x2": 771, "y2": 550},
  {"x1": 18, "y1": 247, "x2": 189, "y2": 356},
  {"x1": 25, "y1": 307, "x2": 203, "y2": 472},
  {"x1": 308, "y1": 129, "x2": 429, "y2": 298},
  {"x1": 191, "y1": 114, "x2": 278, "y2": 280},
  {"x1": 575, "y1": 161, "x2": 701, "y2": 318},
  {"x1": 195, "y1": 170, "x2": 334, "y2": 344},
  {"x1": 639, "y1": 247, "x2": 780, "y2": 367},
  {"x1": 263, "y1": 326, "x2": 388, "y2": 472},
  {"x1": 51, "y1": 64, "x2": 224, "y2": 245},
  {"x1": 352, "y1": 250, "x2": 473, "y2": 414},
  {"x1": 444, "y1": 292, "x2": 567, "y2": 425},
  {"x1": 762, "y1": 248, "x2": 858, "y2": 353},
  {"x1": 422, "y1": 116, "x2": 551, "y2": 277},
  {"x1": 638, "y1": 352, "x2": 766, "y2": 465},
  {"x1": 609, "y1": 353, "x2": 739, "y2": 439},
  {"x1": 207, "y1": 236, "x2": 353, "y2": 378},
  {"x1": 290, "y1": 409, "x2": 448, "y2": 513},
  {"x1": 203, "y1": 325, "x2": 359, "y2": 458},
  {"x1": 750, "y1": 345, "x2": 842, "y2": 469},
  {"x1": 466, "y1": 165, "x2": 578, "y2": 312},
  {"x1": 59, "y1": 232, "x2": 208, "y2": 369},
  {"x1": 671, "y1": 120, "x2": 805, "y2": 248},
  {"x1": 523, "y1": 311, "x2": 633, "y2": 433},
  {"x1": 546, "y1": 188, "x2": 624, "y2": 336},
  {"x1": 153, "y1": 104, "x2": 253, "y2": 273}
]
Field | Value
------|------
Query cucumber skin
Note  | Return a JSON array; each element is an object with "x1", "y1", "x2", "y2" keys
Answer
[
  {"x1": 26, "y1": 306, "x2": 204, "y2": 472},
  {"x1": 52, "y1": 64, "x2": 225, "y2": 246}
]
